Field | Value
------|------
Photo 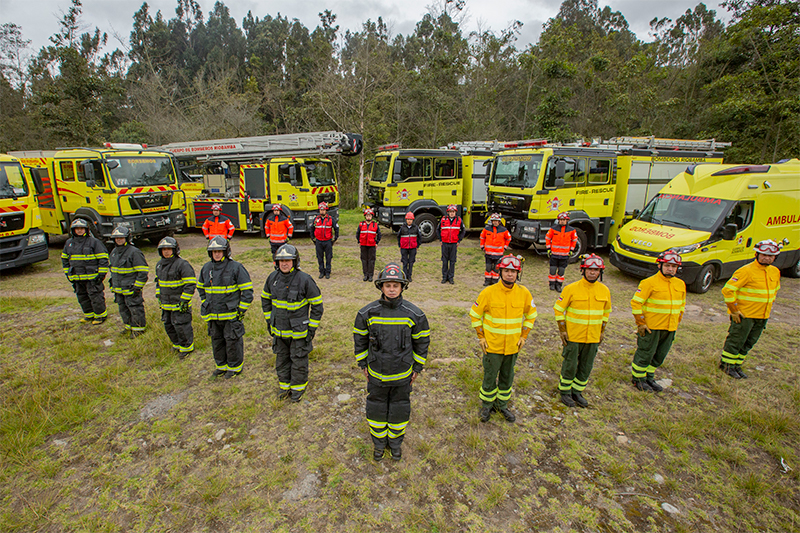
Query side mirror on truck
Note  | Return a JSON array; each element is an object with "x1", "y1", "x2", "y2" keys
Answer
[
  {"x1": 81, "y1": 159, "x2": 95, "y2": 187},
  {"x1": 29, "y1": 168, "x2": 45, "y2": 195},
  {"x1": 721, "y1": 223, "x2": 738, "y2": 241}
]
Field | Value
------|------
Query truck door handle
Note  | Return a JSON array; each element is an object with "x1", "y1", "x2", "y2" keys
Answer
[
  {"x1": 277, "y1": 195, "x2": 282, "y2": 200},
  {"x1": 86, "y1": 197, "x2": 91, "y2": 203},
  {"x1": 452, "y1": 190, "x2": 457, "y2": 196},
  {"x1": 418, "y1": 190, "x2": 423, "y2": 196},
  {"x1": 569, "y1": 199, "x2": 575, "y2": 206},
  {"x1": 746, "y1": 238, "x2": 752, "y2": 247},
  {"x1": 604, "y1": 198, "x2": 609, "y2": 206}
]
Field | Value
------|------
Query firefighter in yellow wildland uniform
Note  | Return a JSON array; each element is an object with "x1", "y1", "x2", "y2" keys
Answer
[
  {"x1": 720, "y1": 239, "x2": 782, "y2": 379},
  {"x1": 471, "y1": 255, "x2": 537, "y2": 423},
  {"x1": 554, "y1": 254, "x2": 611, "y2": 408},
  {"x1": 630, "y1": 250, "x2": 686, "y2": 392}
]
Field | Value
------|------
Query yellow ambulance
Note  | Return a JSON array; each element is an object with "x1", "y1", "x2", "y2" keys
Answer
[{"x1": 610, "y1": 159, "x2": 800, "y2": 292}]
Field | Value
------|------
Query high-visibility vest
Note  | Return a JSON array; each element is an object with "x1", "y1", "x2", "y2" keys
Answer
[
  {"x1": 358, "y1": 221, "x2": 379, "y2": 246},
  {"x1": 722, "y1": 260, "x2": 781, "y2": 319},
  {"x1": 313, "y1": 214, "x2": 336, "y2": 241},
  {"x1": 439, "y1": 216, "x2": 463, "y2": 244},
  {"x1": 265, "y1": 214, "x2": 294, "y2": 243},
  {"x1": 631, "y1": 272, "x2": 685, "y2": 331},
  {"x1": 470, "y1": 282, "x2": 537, "y2": 355},
  {"x1": 397, "y1": 223, "x2": 419, "y2": 249},
  {"x1": 480, "y1": 225, "x2": 511, "y2": 256},
  {"x1": 202, "y1": 215, "x2": 235, "y2": 239},
  {"x1": 554, "y1": 278, "x2": 611, "y2": 343},
  {"x1": 545, "y1": 225, "x2": 577, "y2": 256}
]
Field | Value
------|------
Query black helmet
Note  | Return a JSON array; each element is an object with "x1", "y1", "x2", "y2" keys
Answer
[
  {"x1": 158, "y1": 236, "x2": 180, "y2": 257},
  {"x1": 70, "y1": 218, "x2": 90, "y2": 236},
  {"x1": 110, "y1": 225, "x2": 131, "y2": 243},
  {"x1": 374, "y1": 262, "x2": 409, "y2": 290},
  {"x1": 207, "y1": 236, "x2": 230, "y2": 259},
  {"x1": 274, "y1": 243, "x2": 300, "y2": 268}
]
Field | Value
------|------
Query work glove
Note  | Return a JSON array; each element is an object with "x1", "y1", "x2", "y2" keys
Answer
[
  {"x1": 599, "y1": 323, "x2": 606, "y2": 344},
  {"x1": 727, "y1": 303, "x2": 744, "y2": 324},
  {"x1": 557, "y1": 320, "x2": 569, "y2": 346},
  {"x1": 635, "y1": 316, "x2": 650, "y2": 337},
  {"x1": 478, "y1": 337, "x2": 488, "y2": 354},
  {"x1": 547, "y1": 249, "x2": 552, "y2": 258},
  {"x1": 236, "y1": 309, "x2": 246, "y2": 321},
  {"x1": 178, "y1": 300, "x2": 190, "y2": 313},
  {"x1": 307, "y1": 328, "x2": 316, "y2": 342},
  {"x1": 517, "y1": 336, "x2": 527, "y2": 349}
]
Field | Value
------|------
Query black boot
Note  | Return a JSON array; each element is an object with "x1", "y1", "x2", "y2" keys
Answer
[
  {"x1": 719, "y1": 362, "x2": 741, "y2": 379},
  {"x1": 277, "y1": 390, "x2": 291, "y2": 400},
  {"x1": 210, "y1": 369, "x2": 226, "y2": 378},
  {"x1": 363, "y1": 275, "x2": 368, "y2": 281},
  {"x1": 555, "y1": 282, "x2": 563, "y2": 292},
  {"x1": 735, "y1": 365, "x2": 749, "y2": 379},
  {"x1": 560, "y1": 393, "x2": 576, "y2": 407},
  {"x1": 549, "y1": 281, "x2": 556, "y2": 291},
  {"x1": 495, "y1": 407, "x2": 516, "y2": 423},
  {"x1": 479, "y1": 406, "x2": 492, "y2": 423},
  {"x1": 484, "y1": 279, "x2": 492, "y2": 286},
  {"x1": 645, "y1": 378, "x2": 663, "y2": 392},
  {"x1": 632, "y1": 379, "x2": 654, "y2": 392},
  {"x1": 390, "y1": 448, "x2": 402, "y2": 461},
  {"x1": 373, "y1": 448, "x2": 385, "y2": 462},
  {"x1": 290, "y1": 391, "x2": 304, "y2": 403},
  {"x1": 572, "y1": 392, "x2": 588, "y2": 408}
]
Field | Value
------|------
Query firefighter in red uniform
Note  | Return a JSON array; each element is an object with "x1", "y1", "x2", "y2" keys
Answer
[
  {"x1": 310, "y1": 202, "x2": 339, "y2": 279},
  {"x1": 264, "y1": 203, "x2": 294, "y2": 256},
  {"x1": 545, "y1": 212, "x2": 578, "y2": 292},
  {"x1": 397, "y1": 212, "x2": 420, "y2": 282},
  {"x1": 202, "y1": 203, "x2": 235, "y2": 240},
  {"x1": 437, "y1": 204, "x2": 466, "y2": 284},
  {"x1": 356, "y1": 208, "x2": 381, "y2": 282},
  {"x1": 479, "y1": 213, "x2": 511, "y2": 286}
]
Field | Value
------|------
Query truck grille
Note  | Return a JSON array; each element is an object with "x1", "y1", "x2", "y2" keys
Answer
[
  {"x1": 128, "y1": 193, "x2": 172, "y2": 210},
  {"x1": 0, "y1": 213, "x2": 25, "y2": 232},
  {"x1": 489, "y1": 192, "x2": 532, "y2": 219}
]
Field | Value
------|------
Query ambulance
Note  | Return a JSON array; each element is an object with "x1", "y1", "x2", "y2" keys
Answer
[
  {"x1": 610, "y1": 159, "x2": 800, "y2": 293},
  {"x1": 0, "y1": 154, "x2": 48, "y2": 270}
]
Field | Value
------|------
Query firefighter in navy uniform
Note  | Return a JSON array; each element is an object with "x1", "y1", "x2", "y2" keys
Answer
[
  {"x1": 264, "y1": 203, "x2": 294, "y2": 256},
  {"x1": 310, "y1": 202, "x2": 339, "y2": 279},
  {"x1": 197, "y1": 237, "x2": 254, "y2": 378},
  {"x1": 437, "y1": 204, "x2": 466, "y2": 284},
  {"x1": 201, "y1": 203, "x2": 235, "y2": 240},
  {"x1": 262, "y1": 244, "x2": 324, "y2": 402},
  {"x1": 61, "y1": 218, "x2": 109, "y2": 324},
  {"x1": 354, "y1": 263, "x2": 431, "y2": 461},
  {"x1": 155, "y1": 237, "x2": 196, "y2": 357},
  {"x1": 545, "y1": 212, "x2": 578, "y2": 291},
  {"x1": 109, "y1": 226, "x2": 149, "y2": 337},
  {"x1": 396, "y1": 212, "x2": 420, "y2": 282},
  {"x1": 356, "y1": 208, "x2": 381, "y2": 281}
]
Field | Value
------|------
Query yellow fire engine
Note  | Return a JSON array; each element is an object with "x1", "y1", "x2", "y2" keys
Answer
[
  {"x1": 11, "y1": 144, "x2": 186, "y2": 243},
  {"x1": 486, "y1": 137, "x2": 729, "y2": 258},
  {"x1": 159, "y1": 132, "x2": 363, "y2": 234},
  {"x1": 0, "y1": 153, "x2": 48, "y2": 269}
]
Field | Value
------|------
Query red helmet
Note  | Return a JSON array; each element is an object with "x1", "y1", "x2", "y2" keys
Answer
[
  {"x1": 754, "y1": 239, "x2": 781, "y2": 256},
  {"x1": 272, "y1": 203, "x2": 282, "y2": 211},
  {"x1": 496, "y1": 255, "x2": 522, "y2": 272},
  {"x1": 658, "y1": 251, "x2": 682, "y2": 265},
  {"x1": 404, "y1": 212, "x2": 415, "y2": 220},
  {"x1": 580, "y1": 254, "x2": 605, "y2": 270},
  {"x1": 363, "y1": 208, "x2": 375, "y2": 217},
  {"x1": 557, "y1": 212, "x2": 570, "y2": 222},
  {"x1": 211, "y1": 203, "x2": 222, "y2": 211},
  {"x1": 489, "y1": 213, "x2": 502, "y2": 222},
  {"x1": 318, "y1": 202, "x2": 329, "y2": 211},
  {"x1": 446, "y1": 204, "x2": 457, "y2": 212}
]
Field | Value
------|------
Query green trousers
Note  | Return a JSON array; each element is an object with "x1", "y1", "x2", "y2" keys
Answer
[
  {"x1": 480, "y1": 352, "x2": 518, "y2": 409},
  {"x1": 631, "y1": 329, "x2": 675, "y2": 382},
  {"x1": 558, "y1": 341, "x2": 599, "y2": 394},
  {"x1": 722, "y1": 317, "x2": 767, "y2": 366}
]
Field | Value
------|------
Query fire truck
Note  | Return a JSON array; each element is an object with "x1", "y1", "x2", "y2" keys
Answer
[
  {"x1": 486, "y1": 137, "x2": 730, "y2": 258},
  {"x1": 365, "y1": 141, "x2": 510, "y2": 242},
  {"x1": 0, "y1": 153, "x2": 49, "y2": 270},
  {"x1": 11, "y1": 145, "x2": 186, "y2": 244},
  {"x1": 159, "y1": 131, "x2": 363, "y2": 234}
]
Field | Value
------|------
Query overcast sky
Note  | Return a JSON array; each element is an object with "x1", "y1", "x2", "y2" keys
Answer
[{"x1": 2, "y1": 0, "x2": 731, "y2": 57}]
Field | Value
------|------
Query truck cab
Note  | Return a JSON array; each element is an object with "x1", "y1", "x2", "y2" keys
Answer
[{"x1": 0, "y1": 154, "x2": 48, "y2": 270}]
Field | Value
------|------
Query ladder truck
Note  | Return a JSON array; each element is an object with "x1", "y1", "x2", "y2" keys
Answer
[{"x1": 159, "y1": 131, "x2": 363, "y2": 235}]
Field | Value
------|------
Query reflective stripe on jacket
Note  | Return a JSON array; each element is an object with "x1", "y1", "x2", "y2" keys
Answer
[
  {"x1": 261, "y1": 268, "x2": 323, "y2": 339},
  {"x1": 312, "y1": 214, "x2": 338, "y2": 241},
  {"x1": 61, "y1": 235, "x2": 109, "y2": 281},
  {"x1": 480, "y1": 225, "x2": 511, "y2": 256},
  {"x1": 438, "y1": 216, "x2": 465, "y2": 244},
  {"x1": 197, "y1": 258, "x2": 253, "y2": 321},
  {"x1": 470, "y1": 282, "x2": 537, "y2": 355},
  {"x1": 357, "y1": 221, "x2": 381, "y2": 246},
  {"x1": 264, "y1": 213, "x2": 294, "y2": 243},
  {"x1": 631, "y1": 272, "x2": 685, "y2": 331},
  {"x1": 109, "y1": 243, "x2": 148, "y2": 295},
  {"x1": 202, "y1": 214, "x2": 235, "y2": 239},
  {"x1": 155, "y1": 256, "x2": 196, "y2": 311},
  {"x1": 721, "y1": 260, "x2": 781, "y2": 319},
  {"x1": 554, "y1": 278, "x2": 611, "y2": 343},
  {"x1": 397, "y1": 223, "x2": 420, "y2": 249},
  {"x1": 545, "y1": 225, "x2": 577, "y2": 256}
]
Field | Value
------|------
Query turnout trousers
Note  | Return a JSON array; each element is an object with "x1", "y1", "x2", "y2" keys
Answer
[
  {"x1": 273, "y1": 336, "x2": 312, "y2": 396},
  {"x1": 559, "y1": 341, "x2": 599, "y2": 394},
  {"x1": 441, "y1": 242, "x2": 458, "y2": 282},
  {"x1": 360, "y1": 246, "x2": 376, "y2": 278},
  {"x1": 722, "y1": 317, "x2": 768, "y2": 367},
  {"x1": 115, "y1": 292, "x2": 146, "y2": 332},
  {"x1": 548, "y1": 255, "x2": 569, "y2": 284},
  {"x1": 400, "y1": 248, "x2": 417, "y2": 281},
  {"x1": 480, "y1": 352, "x2": 518, "y2": 409},
  {"x1": 75, "y1": 279, "x2": 107, "y2": 320},
  {"x1": 315, "y1": 240, "x2": 333, "y2": 276},
  {"x1": 366, "y1": 381, "x2": 412, "y2": 452},
  {"x1": 208, "y1": 319, "x2": 245, "y2": 373},
  {"x1": 161, "y1": 309, "x2": 194, "y2": 353},
  {"x1": 484, "y1": 253, "x2": 502, "y2": 283},
  {"x1": 631, "y1": 329, "x2": 675, "y2": 382}
]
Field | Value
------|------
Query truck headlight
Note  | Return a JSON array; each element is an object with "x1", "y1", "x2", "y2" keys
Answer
[
  {"x1": 28, "y1": 233, "x2": 46, "y2": 245},
  {"x1": 116, "y1": 221, "x2": 133, "y2": 229},
  {"x1": 670, "y1": 243, "x2": 701, "y2": 254}
]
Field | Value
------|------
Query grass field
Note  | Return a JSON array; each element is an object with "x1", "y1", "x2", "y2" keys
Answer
[{"x1": 1, "y1": 210, "x2": 799, "y2": 532}]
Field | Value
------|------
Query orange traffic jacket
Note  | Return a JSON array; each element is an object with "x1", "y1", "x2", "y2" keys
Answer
[
  {"x1": 202, "y1": 214, "x2": 235, "y2": 239},
  {"x1": 480, "y1": 225, "x2": 511, "y2": 256},
  {"x1": 545, "y1": 225, "x2": 577, "y2": 256},
  {"x1": 264, "y1": 213, "x2": 294, "y2": 243}
]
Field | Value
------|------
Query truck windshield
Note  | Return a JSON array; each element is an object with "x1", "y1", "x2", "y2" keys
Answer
[
  {"x1": 0, "y1": 162, "x2": 29, "y2": 198},
  {"x1": 371, "y1": 157, "x2": 391, "y2": 183},
  {"x1": 305, "y1": 160, "x2": 336, "y2": 187},
  {"x1": 106, "y1": 157, "x2": 176, "y2": 188},
  {"x1": 490, "y1": 154, "x2": 543, "y2": 188},
  {"x1": 638, "y1": 193, "x2": 734, "y2": 232}
]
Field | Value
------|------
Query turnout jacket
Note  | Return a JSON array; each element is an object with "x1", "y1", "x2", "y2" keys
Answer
[
  {"x1": 261, "y1": 267, "x2": 323, "y2": 339},
  {"x1": 311, "y1": 214, "x2": 339, "y2": 242},
  {"x1": 197, "y1": 258, "x2": 253, "y2": 321},
  {"x1": 722, "y1": 260, "x2": 781, "y2": 319},
  {"x1": 202, "y1": 214, "x2": 235, "y2": 239},
  {"x1": 155, "y1": 256, "x2": 197, "y2": 311},
  {"x1": 631, "y1": 271, "x2": 685, "y2": 331},
  {"x1": 545, "y1": 224, "x2": 578, "y2": 256},
  {"x1": 480, "y1": 224, "x2": 511, "y2": 256},
  {"x1": 354, "y1": 296, "x2": 431, "y2": 385},
  {"x1": 397, "y1": 223, "x2": 420, "y2": 249},
  {"x1": 264, "y1": 212, "x2": 294, "y2": 243},
  {"x1": 356, "y1": 221, "x2": 381, "y2": 246},
  {"x1": 437, "y1": 216, "x2": 466, "y2": 244},
  {"x1": 109, "y1": 243, "x2": 148, "y2": 295},
  {"x1": 554, "y1": 278, "x2": 611, "y2": 344},
  {"x1": 62, "y1": 234, "x2": 109, "y2": 282},
  {"x1": 470, "y1": 282, "x2": 537, "y2": 355}
]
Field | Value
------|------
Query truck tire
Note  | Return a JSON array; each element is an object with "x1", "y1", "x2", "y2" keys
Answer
[
  {"x1": 568, "y1": 228, "x2": 588, "y2": 263},
  {"x1": 415, "y1": 213, "x2": 438, "y2": 243},
  {"x1": 782, "y1": 256, "x2": 800, "y2": 278},
  {"x1": 689, "y1": 263, "x2": 715, "y2": 293},
  {"x1": 509, "y1": 238, "x2": 532, "y2": 250}
]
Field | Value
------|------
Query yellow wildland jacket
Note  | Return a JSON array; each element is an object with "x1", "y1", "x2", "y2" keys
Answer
[
  {"x1": 631, "y1": 272, "x2": 686, "y2": 331},
  {"x1": 470, "y1": 282, "x2": 537, "y2": 355},
  {"x1": 722, "y1": 260, "x2": 781, "y2": 319},
  {"x1": 554, "y1": 278, "x2": 611, "y2": 344}
]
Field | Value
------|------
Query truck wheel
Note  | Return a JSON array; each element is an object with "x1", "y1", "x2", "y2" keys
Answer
[
  {"x1": 782, "y1": 256, "x2": 800, "y2": 278},
  {"x1": 509, "y1": 238, "x2": 532, "y2": 250},
  {"x1": 568, "y1": 228, "x2": 588, "y2": 263},
  {"x1": 689, "y1": 263, "x2": 715, "y2": 293},
  {"x1": 416, "y1": 213, "x2": 438, "y2": 243}
]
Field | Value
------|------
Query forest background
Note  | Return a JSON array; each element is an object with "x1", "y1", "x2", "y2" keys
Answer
[{"x1": 1, "y1": 0, "x2": 798, "y2": 208}]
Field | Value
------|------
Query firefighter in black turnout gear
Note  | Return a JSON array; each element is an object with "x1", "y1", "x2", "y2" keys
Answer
[
  {"x1": 109, "y1": 226, "x2": 148, "y2": 337},
  {"x1": 61, "y1": 218, "x2": 109, "y2": 324},
  {"x1": 353, "y1": 263, "x2": 431, "y2": 461},
  {"x1": 262, "y1": 244, "x2": 324, "y2": 402},
  {"x1": 197, "y1": 237, "x2": 254, "y2": 378},
  {"x1": 155, "y1": 237, "x2": 196, "y2": 357}
]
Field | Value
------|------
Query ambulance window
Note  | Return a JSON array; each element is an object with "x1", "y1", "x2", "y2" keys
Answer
[
  {"x1": 588, "y1": 159, "x2": 611, "y2": 184},
  {"x1": 724, "y1": 201, "x2": 754, "y2": 231},
  {"x1": 60, "y1": 161, "x2": 75, "y2": 182},
  {"x1": 434, "y1": 159, "x2": 456, "y2": 179}
]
